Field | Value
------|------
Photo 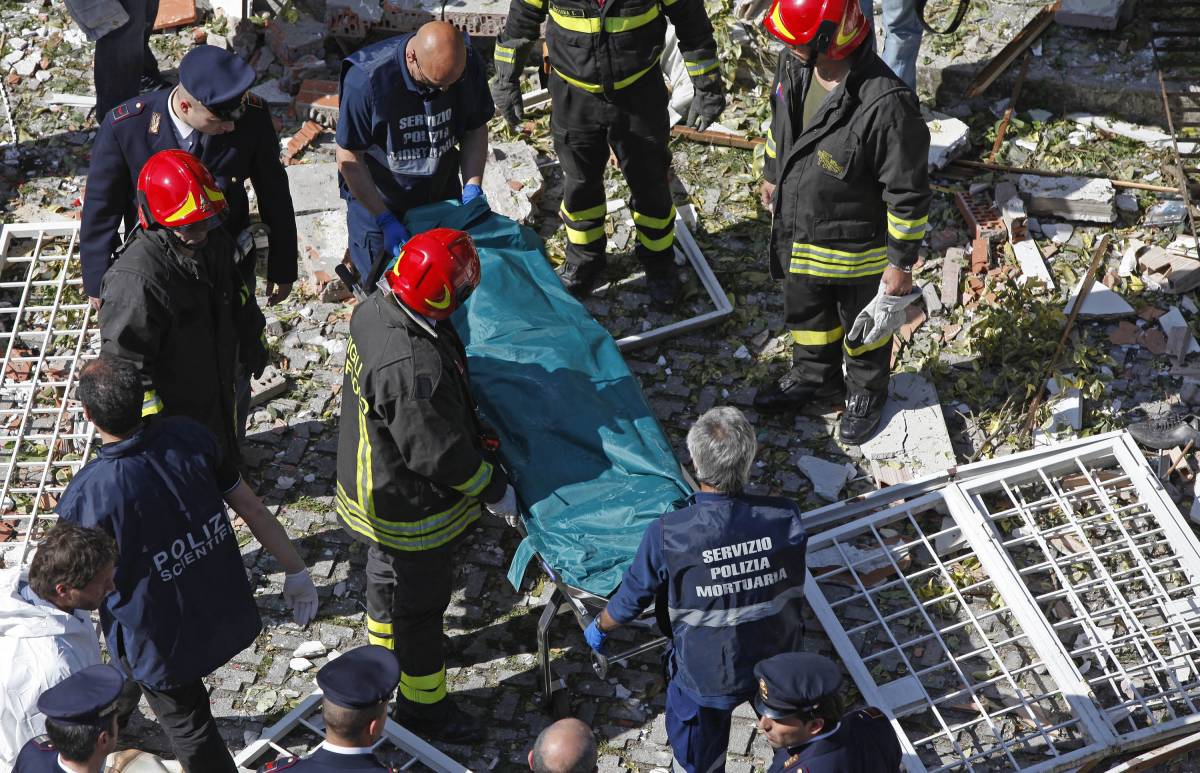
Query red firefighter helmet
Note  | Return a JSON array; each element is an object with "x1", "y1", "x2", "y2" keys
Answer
[
  {"x1": 763, "y1": 0, "x2": 869, "y2": 60},
  {"x1": 136, "y1": 149, "x2": 227, "y2": 229},
  {"x1": 385, "y1": 228, "x2": 481, "y2": 320}
]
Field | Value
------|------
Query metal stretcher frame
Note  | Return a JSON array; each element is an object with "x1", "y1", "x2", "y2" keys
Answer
[
  {"x1": 233, "y1": 691, "x2": 470, "y2": 772},
  {"x1": 0, "y1": 221, "x2": 99, "y2": 566}
]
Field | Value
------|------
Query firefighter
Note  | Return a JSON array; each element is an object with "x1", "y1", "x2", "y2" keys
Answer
[
  {"x1": 490, "y1": 0, "x2": 726, "y2": 308},
  {"x1": 335, "y1": 228, "x2": 518, "y2": 743},
  {"x1": 753, "y1": 653, "x2": 901, "y2": 772},
  {"x1": 98, "y1": 149, "x2": 267, "y2": 472},
  {"x1": 336, "y1": 21, "x2": 494, "y2": 287},
  {"x1": 583, "y1": 407, "x2": 808, "y2": 773},
  {"x1": 754, "y1": 0, "x2": 930, "y2": 445}
]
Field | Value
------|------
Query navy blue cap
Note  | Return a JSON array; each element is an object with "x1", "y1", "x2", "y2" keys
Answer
[
  {"x1": 36, "y1": 664, "x2": 125, "y2": 727},
  {"x1": 752, "y1": 653, "x2": 843, "y2": 719},
  {"x1": 317, "y1": 645, "x2": 400, "y2": 709},
  {"x1": 179, "y1": 45, "x2": 255, "y2": 113}
]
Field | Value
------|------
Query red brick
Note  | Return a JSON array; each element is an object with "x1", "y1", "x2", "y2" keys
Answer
[{"x1": 153, "y1": 0, "x2": 198, "y2": 30}]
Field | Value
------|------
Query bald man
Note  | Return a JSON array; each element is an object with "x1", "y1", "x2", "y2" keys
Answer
[
  {"x1": 336, "y1": 21, "x2": 494, "y2": 286},
  {"x1": 529, "y1": 719, "x2": 598, "y2": 773}
]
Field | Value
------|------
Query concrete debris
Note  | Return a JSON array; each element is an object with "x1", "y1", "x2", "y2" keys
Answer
[
  {"x1": 1027, "y1": 109, "x2": 1052, "y2": 123},
  {"x1": 1115, "y1": 193, "x2": 1139, "y2": 213},
  {"x1": 1064, "y1": 277, "x2": 1134, "y2": 318},
  {"x1": 876, "y1": 675, "x2": 926, "y2": 717},
  {"x1": 859, "y1": 373, "x2": 956, "y2": 481},
  {"x1": 1139, "y1": 245, "x2": 1200, "y2": 295},
  {"x1": 1066, "y1": 113, "x2": 1171, "y2": 145},
  {"x1": 1040, "y1": 222, "x2": 1073, "y2": 244},
  {"x1": 1158, "y1": 307, "x2": 1200, "y2": 359},
  {"x1": 481, "y1": 142, "x2": 544, "y2": 224},
  {"x1": 295, "y1": 80, "x2": 340, "y2": 128},
  {"x1": 1055, "y1": 0, "x2": 1136, "y2": 31},
  {"x1": 926, "y1": 112, "x2": 970, "y2": 171},
  {"x1": 293, "y1": 640, "x2": 328, "y2": 658},
  {"x1": 286, "y1": 162, "x2": 342, "y2": 215},
  {"x1": 941, "y1": 248, "x2": 964, "y2": 308},
  {"x1": 796, "y1": 456, "x2": 855, "y2": 502},
  {"x1": 1119, "y1": 239, "x2": 1146, "y2": 276},
  {"x1": 266, "y1": 16, "x2": 328, "y2": 66},
  {"x1": 249, "y1": 367, "x2": 288, "y2": 408},
  {"x1": 296, "y1": 210, "x2": 350, "y2": 292},
  {"x1": 288, "y1": 657, "x2": 314, "y2": 672},
  {"x1": 251, "y1": 79, "x2": 293, "y2": 107},
  {"x1": 1012, "y1": 238, "x2": 1053, "y2": 288},
  {"x1": 993, "y1": 181, "x2": 1027, "y2": 241},
  {"x1": 1145, "y1": 200, "x2": 1188, "y2": 227},
  {"x1": 1017, "y1": 174, "x2": 1116, "y2": 223},
  {"x1": 329, "y1": 0, "x2": 384, "y2": 24},
  {"x1": 211, "y1": 0, "x2": 246, "y2": 21}
]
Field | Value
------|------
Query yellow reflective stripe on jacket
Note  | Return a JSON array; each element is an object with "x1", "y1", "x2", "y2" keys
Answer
[
  {"x1": 637, "y1": 230, "x2": 675, "y2": 252},
  {"x1": 494, "y1": 44, "x2": 516, "y2": 64},
  {"x1": 336, "y1": 483, "x2": 481, "y2": 551},
  {"x1": 560, "y1": 201, "x2": 607, "y2": 222},
  {"x1": 549, "y1": 4, "x2": 659, "y2": 33},
  {"x1": 790, "y1": 243, "x2": 888, "y2": 279},
  {"x1": 765, "y1": 128, "x2": 777, "y2": 159},
  {"x1": 141, "y1": 390, "x2": 163, "y2": 417},
  {"x1": 565, "y1": 223, "x2": 606, "y2": 245},
  {"x1": 632, "y1": 206, "x2": 676, "y2": 231},
  {"x1": 400, "y1": 668, "x2": 447, "y2": 704},
  {"x1": 886, "y1": 211, "x2": 928, "y2": 241},
  {"x1": 552, "y1": 56, "x2": 661, "y2": 93},
  {"x1": 791, "y1": 326, "x2": 843, "y2": 346},
  {"x1": 684, "y1": 57, "x2": 719, "y2": 77},
  {"x1": 451, "y1": 459, "x2": 493, "y2": 498},
  {"x1": 845, "y1": 333, "x2": 893, "y2": 357}
]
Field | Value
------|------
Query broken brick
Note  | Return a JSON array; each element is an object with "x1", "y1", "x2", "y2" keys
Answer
[
  {"x1": 283, "y1": 120, "x2": 325, "y2": 164},
  {"x1": 153, "y1": 0, "x2": 198, "y2": 30},
  {"x1": 1136, "y1": 305, "x2": 1167, "y2": 322},
  {"x1": 971, "y1": 237, "x2": 991, "y2": 274},
  {"x1": 265, "y1": 16, "x2": 327, "y2": 66},
  {"x1": 295, "y1": 80, "x2": 340, "y2": 128},
  {"x1": 899, "y1": 306, "x2": 926, "y2": 342},
  {"x1": 1142, "y1": 329, "x2": 1168, "y2": 355},
  {"x1": 942, "y1": 323, "x2": 963, "y2": 343},
  {"x1": 941, "y1": 248, "x2": 963, "y2": 308},
  {"x1": 954, "y1": 190, "x2": 1006, "y2": 242},
  {"x1": 1109, "y1": 320, "x2": 1140, "y2": 346},
  {"x1": 967, "y1": 277, "x2": 985, "y2": 292}
]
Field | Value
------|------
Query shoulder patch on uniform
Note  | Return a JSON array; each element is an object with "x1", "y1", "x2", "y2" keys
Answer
[
  {"x1": 245, "y1": 92, "x2": 264, "y2": 108},
  {"x1": 110, "y1": 100, "x2": 146, "y2": 124},
  {"x1": 149, "y1": 112, "x2": 162, "y2": 135},
  {"x1": 261, "y1": 755, "x2": 300, "y2": 771},
  {"x1": 817, "y1": 148, "x2": 844, "y2": 176},
  {"x1": 859, "y1": 706, "x2": 886, "y2": 720},
  {"x1": 784, "y1": 754, "x2": 803, "y2": 770},
  {"x1": 32, "y1": 735, "x2": 55, "y2": 751}
]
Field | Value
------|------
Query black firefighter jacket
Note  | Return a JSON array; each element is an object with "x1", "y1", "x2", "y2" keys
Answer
[
  {"x1": 99, "y1": 227, "x2": 261, "y2": 468},
  {"x1": 336, "y1": 292, "x2": 507, "y2": 554},
  {"x1": 763, "y1": 47, "x2": 931, "y2": 285},
  {"x1": 495, "y1": 0, "x2": 719, "y2": 97}
]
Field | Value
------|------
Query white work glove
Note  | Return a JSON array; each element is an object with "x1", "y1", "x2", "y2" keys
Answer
[
  {"x1": 283, "y1": 568, "x2": 319, "y2": 626},
  {"x1": 485, "y1": 484, "x2": 520, "y2": 528},
  {"x1": 848, "y1": 281, "x2": 923, "y2": 345}
]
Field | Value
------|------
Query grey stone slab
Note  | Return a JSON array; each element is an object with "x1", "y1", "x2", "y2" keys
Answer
[
  {"x1": 286, "y1": 162, "x2": 343, "y2": 216},
  {"x1": 859, "y1": 373, "x2": 957, "y2": 480}
]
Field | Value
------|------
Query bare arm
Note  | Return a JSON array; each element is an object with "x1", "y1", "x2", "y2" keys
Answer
[
  {"x1": 336, "y1": 145, "x2": 389, "y2": 218},
  {"x1": 224, "y1": 481, "x2": 306, "y2": 574},
  {"x1": 597, "y1": 608, "x2": 622, "y2": 633},
  {"x1": 459, "y1": 126, "x2": 488, "y2": 188}
]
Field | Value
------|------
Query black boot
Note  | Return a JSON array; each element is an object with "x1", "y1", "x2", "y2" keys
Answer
[
  {"x1": 1128, "y1": 412, "x2": 1200, "y2": 450},
  {"x1": 839, "y1": 391, "x2": 887, "y2": 444},
  {"x1": 753, "y1": 369, "x2": 843, "y2": 413},
  {"x1": 555, "y1": 259, "x2": 605, "y2": 299},
  {"x1": 391, "y1": 696, "x2": 479, "y2": 745}
]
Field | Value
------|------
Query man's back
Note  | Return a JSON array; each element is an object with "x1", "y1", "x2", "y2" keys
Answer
[
  {"x1": 0, "y1": 567, "x2": 102, "y2": 768},
  {"x1": 56, "y1": 417, "x2": 260, "y2": 690}
]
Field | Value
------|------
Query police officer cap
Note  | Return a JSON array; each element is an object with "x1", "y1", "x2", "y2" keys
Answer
[
  {"x1": 179, "y1": 45, "x2": 255, "y2": 112},
  {"x1": 752, "y1": 653, "x2": 843, "y2": 719},
  {"x1": 36, "y1": 664, "x2": 125, "y2": 727},
  {"x1": 317, "y1": 645, "x2": 400, "y2": 709}
]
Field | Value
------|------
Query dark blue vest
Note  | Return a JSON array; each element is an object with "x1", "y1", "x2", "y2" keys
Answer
[{"x1": 663, "y1": 492, "x2": 808, "y2": 699}]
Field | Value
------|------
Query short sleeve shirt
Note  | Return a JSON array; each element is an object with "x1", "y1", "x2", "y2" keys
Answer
[{"x1": 336, "y1": 33, "x2": 494, "y2": 213}]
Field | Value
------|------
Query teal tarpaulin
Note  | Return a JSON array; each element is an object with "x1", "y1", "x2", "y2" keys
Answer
[{"x1": 405, "y1": 198, "x2": 691, "y2": 597}]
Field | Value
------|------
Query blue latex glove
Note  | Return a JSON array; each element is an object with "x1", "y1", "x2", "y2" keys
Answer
[
  {"x1": 584, "y1": 619, "x2": 608, "y2": 653},
  {"x1": 462, "y1": 183, "x2": 484, "y2": 205},
  {"x1": 375, "y1": 211, "x2": 410, "y2": 257}
]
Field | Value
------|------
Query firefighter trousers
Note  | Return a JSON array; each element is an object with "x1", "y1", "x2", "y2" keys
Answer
[
  {"x1": 784, "y1": 276, "x2": 892, "y2": 396},
  {"x1": 365, "y1": 542, "x2": 455, "y2": 707},
  {"x1": 550, "y1": 69, "x2": 676, "y2": 276}
]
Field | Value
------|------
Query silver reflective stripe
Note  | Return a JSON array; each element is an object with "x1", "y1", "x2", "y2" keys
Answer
[{"x1": 667, "y1": 584, "x2": 805, "y2": 628}]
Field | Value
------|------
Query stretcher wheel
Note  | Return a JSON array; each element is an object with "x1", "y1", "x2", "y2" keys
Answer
[{"x1": 591, "y1": 652, "x2": 609, "y2": 680}]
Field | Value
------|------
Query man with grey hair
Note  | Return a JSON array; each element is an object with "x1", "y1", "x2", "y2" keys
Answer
[
  {"x1": 528, "y1": 719, "x2": 597, "y2": 773},
  {"x1": 584, "y1": 407, "x2": 809, "y2": 773}
]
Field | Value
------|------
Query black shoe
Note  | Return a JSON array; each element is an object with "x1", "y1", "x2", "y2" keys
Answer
[
  {"x1": 1128, "y1": 412, "x2": 1200, "y2": 450},
  {"x1": 555, "y1": 260, "x2": 604, "y2": 299},
  {"x1": 839, "y1": 391, "x2": 887, "y2": 444},
  {"x1": 646, "y1": 269, "x2": 681, "y2": 311},
  {"x1": 390, "y1": 697, "x2": 478, "y2": 745},
  {"x1": 753, "y1": 370, "x2": 843, "y2": 413},
  {"x1": 140, "y1": 72, "x2": 172, "y2": 92}
]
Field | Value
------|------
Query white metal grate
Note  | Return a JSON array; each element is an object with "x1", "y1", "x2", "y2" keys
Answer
[
  {"x1": 0, "y1": 222, "x2": 99, "y2": 566},
  {"x1": 234, "y1": 692, "x2": 471, "y2": 772},
  {"x1": 808, "y1": 434, "x2": 1200, "y2": 772}
]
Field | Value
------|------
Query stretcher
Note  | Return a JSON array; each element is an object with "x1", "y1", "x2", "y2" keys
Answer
[{"x1": 405, "y1": 199, "x2": 695, "y2": 710}]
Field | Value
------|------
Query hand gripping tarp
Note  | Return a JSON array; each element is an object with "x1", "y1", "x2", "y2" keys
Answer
[{"x1": 405, "y1": 198, "x2": 691, "y2": 597}]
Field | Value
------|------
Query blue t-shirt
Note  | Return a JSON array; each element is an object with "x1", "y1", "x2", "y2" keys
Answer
[{"x1": 336, "y1": 33, "x2": 494, "y2": 213}]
